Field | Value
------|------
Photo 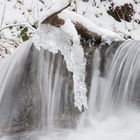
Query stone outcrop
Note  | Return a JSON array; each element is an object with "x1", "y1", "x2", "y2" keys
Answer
[{"x1": 107, "y1": 3, "x2": 134, "y2": 22}]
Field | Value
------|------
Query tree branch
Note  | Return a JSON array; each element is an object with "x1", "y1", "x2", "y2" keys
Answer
[
  {"x1": 41, "y1": 2, "x2": 71, "y2": 25},
  {"x1": 0, "y1": 23, "x2": 36, "y2": 32}
]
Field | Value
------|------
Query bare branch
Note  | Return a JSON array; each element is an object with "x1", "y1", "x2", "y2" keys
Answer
[
  {"x1": 0, "y1": 23, "x2": 36, "y2": 32},
  {"x1": 0, "y1": 0, "x2": 6, "y2": 28}
]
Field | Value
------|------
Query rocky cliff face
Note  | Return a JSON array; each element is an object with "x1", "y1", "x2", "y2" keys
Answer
[{"x1": 107, "y1": 3, "x2": 134, "y2": 22}]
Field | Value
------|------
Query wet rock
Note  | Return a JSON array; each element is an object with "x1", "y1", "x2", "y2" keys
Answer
[{"x1": 81, "y1": 39, "x2": 123, "y2": 97}]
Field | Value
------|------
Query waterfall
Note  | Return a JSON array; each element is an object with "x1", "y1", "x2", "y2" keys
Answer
[
  {"x1": 0, "y1": 42, "x2": 79, "y2": 138},
  {"x1": 88, "y1": 41, "x2": 140, "y2": 118},
  {"x1": 76, "y1": 41, "x2": 140, "y2": 140},
  {"x1": 0, "y1": 39, "x2": 140, "y2": 140}
]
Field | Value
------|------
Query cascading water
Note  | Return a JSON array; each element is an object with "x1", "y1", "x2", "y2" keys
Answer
[
  {"x1": 0, "y1": 38, "x2": 140, "y2": 140},
  {"x1": 71, "y1": 41, "x2": 140, "y2": 140},
  {"x1": 88, "y1": 41, "x2": 140, "y2": 118},
  {"x1": 0, "y1": 42, "x2": 79, "y2": 139}
]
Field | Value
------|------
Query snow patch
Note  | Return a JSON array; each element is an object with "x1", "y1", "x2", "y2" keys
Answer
[{"x1": 59, "y1": 10, "x2": 123, "y2": 42}]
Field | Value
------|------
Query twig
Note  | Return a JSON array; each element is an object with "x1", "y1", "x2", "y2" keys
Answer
[
  {"x1": 0, "y1": 0, "x2": 6, "y2": 28},
  {"x1": 39, "y1": 0, "x2": 45, "y2": 5},
  {"x1": 36, "y1": 0, "x2": 40, "y2": 19},
  {"x1": 0, "y1": 23, "x2": 36, "y2": 32},
  {"x1": 83, "y1": 0, "x2": 91, "y2": 15},
  {"x1": 27, "y1": 0, "x2": 34, "y2": 22},
  {"x1": 0, "y1": 43, "x2": 11, "y2": 54}
]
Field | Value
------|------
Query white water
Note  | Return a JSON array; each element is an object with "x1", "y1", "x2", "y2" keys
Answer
[
  {"x1": 1, "y1": 41, "x2": 140, "y2": 140},
  {"x1": 37, "y1": 41, "x2": 140, "y2": 140},
  {"x1": 0, "y1": 42, "x2": 77, "y2": 138}
]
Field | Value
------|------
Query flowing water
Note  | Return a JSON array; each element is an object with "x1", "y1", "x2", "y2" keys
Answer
[{"x1": 0, "y1": 41, "x2": 140, "y2": 140}]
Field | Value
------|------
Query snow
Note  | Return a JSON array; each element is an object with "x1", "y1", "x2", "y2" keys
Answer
[
  {"x1": 0, "y1": 0, "x2": 140, "y2": 59},
  {"x1": 110, "y1": 0, "x2": 134, "y2": 6},
  {"x1": 40, "y1": 0, "x2": 71, "y2": 24},
  {"x1": 61, "y1": 19, "x2": 80, "y2": 45},
  {"x1": 75, "y1": 0, "x2": 140, "y2": 40},
  {"x1": 0, "y1": 0, "x2": 46, "y2": 59},
  {"x1": 59, "y1": 10, "x2": 123, "y2": 43}
]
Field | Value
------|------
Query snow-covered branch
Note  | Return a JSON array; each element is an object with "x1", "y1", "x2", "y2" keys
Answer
[
  {"x1": 41, "y1": 0, "x2": 71, "y2": 25},
  {"x1": 41, "y1": 5, "x2": 122, "y2": 45}
]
